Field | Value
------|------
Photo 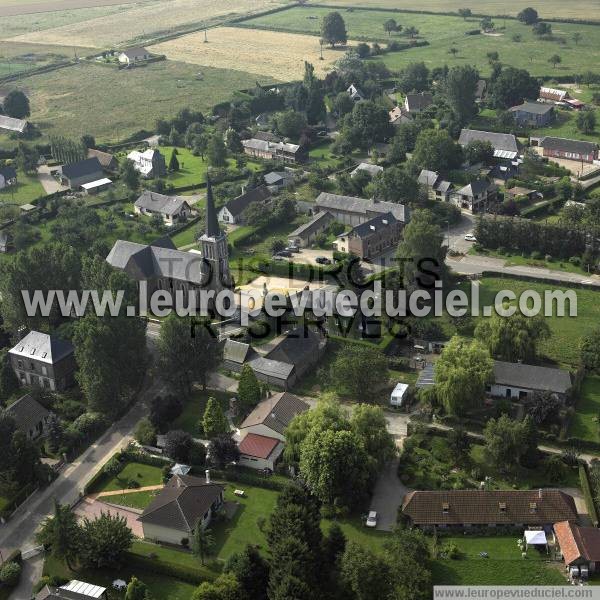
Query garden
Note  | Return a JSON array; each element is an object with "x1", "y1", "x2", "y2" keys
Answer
[{"x1": 568, "y1": 376, "x2": 600, "y2": 443}]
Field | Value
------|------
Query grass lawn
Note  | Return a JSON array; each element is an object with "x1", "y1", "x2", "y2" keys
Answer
[
  {"x1": 91, "y1": 461, "x2": 165, "y2": 494},
  {"x1": 171, "y1": 221, "x2": 202, "y2": 248},
  {"x1": 467, "y1": 276, "x2": 600, "y2": 368},
  {"x1": 170, "y1": 389, "x2": 233, "y2": 437},
  {"x1": 0, "y1": 171, "x2": 45, "y2": 205},
  {"x1": 107, "y1": 489, "x2": 161, "y2": 510},
  {"x1": 308, "y1": 141, "x2": 343, "y2": 168},
  {"x1": 569, "y1": 376, "x2": 600, "y2": 443},
  {"x1": 242, "y1": 6, "x2": 600, "y2": 78},
  {"x1": 431, "y1": 535, "x2": 566, "y2": 585}
]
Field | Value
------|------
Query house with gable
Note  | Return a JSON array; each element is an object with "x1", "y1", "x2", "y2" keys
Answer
[
  {"x1": 0, "y1": 165, "x2": 17, "y2": 189},
  {"x1": 134, "y1": 190, "x2": 192, "y2": 226},
  {"x1": 127, "y1": 148, "x2": 166, "y2": 178},
  {"x1": 217, "y1": 185, "x2": 271, "y2": 225},
  {"x1": 418, "y1": 169, "x2": 453, "y2": 201},
  {"x1": 59, "y1": 157, "x2": 104, "y2": 189},
  {"x1": 6, "y1": 393, "x2": 50, "y2": 440}
]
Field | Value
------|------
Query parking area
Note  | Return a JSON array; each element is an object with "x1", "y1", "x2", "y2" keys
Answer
[{"x1": 74, "y1": 497, "x2": 144, "y2": 537}]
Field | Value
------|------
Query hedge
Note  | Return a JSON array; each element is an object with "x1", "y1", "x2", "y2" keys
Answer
[
  {"x1": 125, "y1": 551, "x2": 218, "y2": 584},
  {"x1": 579, "y1": 464, "x2": 599, "y2": 526},
  {"x1": 196, "y1": 467, "x2": 289, "y2": 491}
]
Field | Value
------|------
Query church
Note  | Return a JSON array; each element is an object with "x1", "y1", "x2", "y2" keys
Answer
[{"x1": 106, "y1": 179, "x2": 232, "y2": 308}]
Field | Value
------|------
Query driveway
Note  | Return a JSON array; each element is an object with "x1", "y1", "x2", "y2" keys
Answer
[
  {"x1": 10, "y1": 553, "x2": 44, "y2": 600},
  {"x1": 287, "y1": 248, "x2": 334, "y2": 266},
  {"x1": 37, "y1": 165, "x2": 68, "y2": 194},
  {"x1": 75, "y1": 497, "x2": 143, "y2": 537},
  {"x1": 369, "y1": 457, "x2": 409, "y2": 532}
]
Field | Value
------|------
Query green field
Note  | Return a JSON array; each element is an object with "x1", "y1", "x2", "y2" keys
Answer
[
  {"x1": 170, "y1": 389, "x2": 232, "y2": 437},
  {"x1": 13, "y1": 60, "x2": 276, "y2": 142},
  {"x1": 569, "y1": 376, "x2": 600, "y2": 443},
  {"x1": 90, "y1": 461, "x2": 164, "y2": 494},
  {"x1": 241, "y1": 6, "x2": 600, "y2": 78}
]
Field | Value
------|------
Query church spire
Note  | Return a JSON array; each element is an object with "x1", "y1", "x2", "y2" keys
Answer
[{"x1": 205, "y1": 176, "x2": 220, "y2": 238}]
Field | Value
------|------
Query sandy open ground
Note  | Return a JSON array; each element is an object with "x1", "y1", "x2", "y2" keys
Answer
[
  {"x1": 8, "y1": 0, "x2": 281, "y2": 48},
  {"x1": 150, "y1": 27, "x2": 349, "y2": 80}
]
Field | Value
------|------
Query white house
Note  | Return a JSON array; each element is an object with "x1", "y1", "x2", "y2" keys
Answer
[
  {"x1": 134, "y1": 190, "x2": 192, "y2": 225},
  {"x1": 127, "y1": 148, "x2": 166, "y2": 178},
  {"x1": 0, "y1": 165, "x2": 17, "y2": 189},
  {"x1": 390, "y1": 382, "x2": 409, "y2": 407},
  {"x1": 238, "y1": 432, "x2": 284, "y2": 471},
  {"x1": 118, "y1": 47, "x2": 150, "y2": 65},
  {"x1": 347, "y1": 84, "x2": 365, "y2": 102},
  {"x1": 217, "y1": 185, "x2": 270, "y2": 225}
]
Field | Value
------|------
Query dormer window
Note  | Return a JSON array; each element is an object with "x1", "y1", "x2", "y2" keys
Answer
[
  {"x1": 499, "y1": 502, "x2": 506, "y2": 513},
  {"x1": 442, "y1": 502, "x2": 449, "y2": 514}
]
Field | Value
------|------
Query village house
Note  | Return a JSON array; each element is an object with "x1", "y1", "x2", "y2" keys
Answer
[
  {"x1": 347, "y1": 83, "x2": 365, "y2": 102},
  {"x1": 134, "y1": 190, "x2": 192, "y2": 226},
  {"x1": 451, "y1": 179, "x2": 498, "y2": 213},
  {"x1": 239, "y1": 391, "x2": 309, "y2": 442},
  {"x1": 288, "y1": 211, "x2": 335, "y2": 248},
  {"x1": 314, "y1": 192, "x2": 407, "y2": 227},
  {"x1": 554, "y1": 521, "x2": 600, "y2": 575},
  {"x1": 389, "y1": 105, "x2": 410, "y2": 126},
  {"x1": 350, "y1": 162, "x2": 383, "y2": 178},
  {"x1": 127, "y1": 148, "x2": 167, "y2": 178},
  {"x1": 238, "y1": 432, "x2": 284, "y2": 471},
  {"x1": 264, "y1": 170, "x2": 294, "y2": 192},
  {"x1": 138, "y1": 473, "x2": 224, "y2": 545},
  {"x1": 0, "y1": 115, "x2": 28, "y2": 135},
  {"x1": 404, "y1": 92, "x2": 433, "y2": 114},
  {"x1": 334, "y1": 212, "x2": 402, "y2": 260},
  {"x1": 241, "y1": 138, "x2": 306, "y2": 163},
  {"x1": 58, "y1": 157, "x2": 104, "y2": 189},
  {"x1": 6, "y1": 393, "x2": 50, "y2": 440},
  {"x1": 0, "y1": 230, "x2": 12, "y2": 253},
  {"x1": 118, "y1": 47, "x2": 151, "y2": 65},
  {"x1": 509, "y1": 101, "x2": 554, "y2": 127},
  {"x1": 36, "y1": 580, "x2": 108, "y2": 600},
  {"x1": 87, "y1": 148, "x2": 118, "y2": 172},
  {"x1": 217, "y1": 185, "x2": 271, "y2": 225},
  {"x1": 458, "y1": 129, "x2": 519, "y2": 160},
  {"x1": 488, "y1": 360, "x2": 572, "y2": 402},
  {"x1": 538, "y1": 136, "x2": 599, "y2": 164},
  {"x1": 0, "y1": 165, "x2": 17, "y2": 189},
  {"x1": 402, "y1": 489, "x2": 578, "y2": 529},
  {"x1": 418, "y1": 169, "x2": 453, "y2": 201},
  {"x1": 9, "y1": 330, "x2": 76, "y2": 391}
]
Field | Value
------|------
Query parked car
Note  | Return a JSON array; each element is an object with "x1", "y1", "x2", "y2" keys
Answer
[
  {"x1": 366, "y1": 511, "x2": 378, "y2": 528},
  {"x1": 315, "y1": 256, "x2": 332, "y2": 265},
  {"x1": 272, "y1": 255, "x2": 287, "y2": 261},
  {"x1": 285, "y1": 245, "x2": 300, "y2": 253},
  {"x1": 276, "y1": 250, "x2": 293, "y2": 258},
  {"x1": 464, "y1": 233, "x2": 477, "y2": 242}
]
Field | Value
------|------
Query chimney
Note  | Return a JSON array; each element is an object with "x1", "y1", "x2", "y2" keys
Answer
[{"x1": 205, "y1": 469, "x2": 211, "y2": 484}]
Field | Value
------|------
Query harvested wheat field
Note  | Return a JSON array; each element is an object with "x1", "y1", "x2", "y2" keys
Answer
[
  {"x1": 151, "y1": 27, "x2": 350, "y2": 81},
  {"x1": 8, "y1": 0, "x2": 282, "y2": 48}
]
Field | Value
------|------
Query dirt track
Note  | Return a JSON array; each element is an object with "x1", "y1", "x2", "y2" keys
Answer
[{"x1": 0, "y1": 0, "x2": 134, "y2": 17}]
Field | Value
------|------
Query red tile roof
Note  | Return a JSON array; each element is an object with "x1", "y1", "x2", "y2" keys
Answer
[
  {"x1": 554, "y1": 521, "x2": 600, "y2": 566},
  {"x1": 238, "y1": 433, "x2": 280, "y2": 459}
]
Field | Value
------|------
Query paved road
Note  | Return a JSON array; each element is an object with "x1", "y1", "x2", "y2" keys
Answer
[
  {"x1": 369, "y1": 457, "x2": 408, "y2": 532},
  {"x1": 10, "y1": 554, "x2": 43, "y2": 600}
]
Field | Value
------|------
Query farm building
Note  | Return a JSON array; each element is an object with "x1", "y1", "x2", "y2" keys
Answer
[
  {"x1": 58, "y1": 157, "x2": 103, "y2": 189},
  {"x1": 350, "y1": 162, "x2": 383, "y2": 178},
  {"x1": 418, "y1": 169, "x2": 453, "y2": 201},
  {"x1": 264, "y1": 170, "x2": 294, "y2": 191},
  {"x1": 458, "y1": 129, "x2": 519, "y2": 160},
  {"x1": 81, "y1": 178, "x2": 112, "y2": 195},
  {"x1": 0, "y1": 165, "x2": 17, "y2": 189},
  {"x1": 37, "y1": 580, "x2": 108, "y2": 600},
  {"x1": 509, "y1": 102, "x2": 554, "y2": 127},
  {"x1": 402, "y1": 489, "x2": 578, "y2": 529},
  {"x1": 87, "y1": 148, "x2": 118, "y2": 172},
  {"x1": 127, "y1": 148, "x2": 166, "y2": 178},
  {"x1": 538, "y1": 137, "x2": 599, "y2": 164},
  {"x1": 0, "y1": 115, "x2": 28, "y2": 134},
  {"x1": 217, "y1": 185, "x2": 271, "y2": 225},
  {"x1": 334, "y1": 212, "x2": 402, "y2": 260},
  {"x1": 134, "y1": 190, "x2": 192, "y2": 225},
  {"x1": 288, "y1": 210, "x2": 335, "y2": 248},
  {"x1": 539, "y1": 87, "x2": 568, "y2": 104},
  {"x1": 118, "y1": 47, "x2": 151, "y2": 64},
  {"x1": 554, "y1": 521, "x2": 600, "y2": 574},
  {"x1": 238, "y1": 432, "x2": 284, "y2": 471},
  {"x1": 314, "y1": 192, "x2": 406, "y2": 227}
]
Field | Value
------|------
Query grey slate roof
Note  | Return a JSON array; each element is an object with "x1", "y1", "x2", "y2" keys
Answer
[
  {"x1": 264, "y1": 171, "x2": 288, "y2": 185},
  {"x1": 60, "y1": 157, "x2": 102, "y2": 181},
  {"x1": 288, "y1": 210, "x2": 334, "y2": 238},
  {"x1": 458, "y1": 129, "x2": 519, "y2": 153},
  {"x1": 246, "y1": 356, "x2": 295, "y2": 382},
  {"x1": 0, "y1": 165, "x2": 16, "y2": 180},
  {"x1": 242, "y1": 138, "x2": 300, "y2": 154},
  {"x1": 240, "y1": 391, "x2": 309, "y2": 435},
  {"x1": 345, "y1": 211, "x2": 398, "y2": 240},
  {"x1": 418, "y1": 169, "x2": 440, "y2": 187},
  {"x1": 223, "y1": 185, "x2": 270, "y2": 217},
  {"x1": 350, "y1": 162, "x2": 384, "y2": 177},
  {"x1": 456, "y1": 179, "x2": 494, "y2": 197},
  {"x1": 135, "y1": 191, "x2": 190, "y2": 216},
  {"x1": 9, "y1": 330, "x2": 74, "y2": 364},
  {"x1": 509, "y1": 101, "x2": 553, "y2": 115},
  {"x1": 265, "y1": 327, "x2": 322, "y2": 369},
  {"x1": 6, "y1": 393, "x2": 49, "y2": 435},
  {"x1": 106, "y1": 238, "x2": 208, "y2": 285},
  {"x1": 315, "y1": 192, "x2": 406, "y2": 223},
  {"x1": 139, "y1": 474, "x2": 223, "y2": 532},
  {"x1": 223, "y1": 339, "x2": 251, "y2": 364},
  {"x1": 121, "y1": 46, "x2": 149, "y2": 59},
  {"x1": 493, "y1": 361, "x2": 571, "y2": 394},
  {"x1": 405, "y1": 92, "x2": 433, "y2": 111},
  {"x1": 541, "y1": 136, "x2": 598, "y2": 155}
]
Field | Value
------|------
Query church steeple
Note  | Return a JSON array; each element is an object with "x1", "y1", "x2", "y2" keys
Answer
[{"x1": 205, "y1": 177, "x2": 220, "y2": 238}]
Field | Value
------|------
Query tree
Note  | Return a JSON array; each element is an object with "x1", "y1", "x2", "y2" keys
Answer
[
  {"x1": 405, "y1": 25, "x2": 418, "y2": 39},
  {"x1": 192, "y1": 573, "x2": 240, "y2": 600},
  {"x1": 573, "y1": 32, "x2": 582, "y2": 45},
  {"x1": 487, "y1": 51, "x2": 499, "y2": 64},
  {"x1": 207, "y1": 135, "x2": 227, "y2": 167},
  {"x1": 434, "y1": 337, "x2": 493, "y2": 415},
  {"x1": 224, "y1": 545, "x2": 269, "y2": 600},
  {"x1": 208, "y1": 435, "x2": 240, "y2": 468},
  {"x1": 0, "y1": 562, "x2": 21, "y2": 587},
  {"x1": 329, "y1": 344, "x2": 388, "y2": 401},
  {"x1": 0, "y1": 350, "x2": 18, "y2": 402},
  {"x1": 398, "y1": 62, "x2": 429, "y2": 93},
  {"x1": 192, "y1": 521, "x2": 214, "y2": 565},
  {"x1": 225, "y1": 128, "x2": 243, "y2": 153},
  {"x1": 341, "y1": 542, "x2": 393, "y2": 600},
  {"x1": 300, "y1": 428, "x2": 371, "y2": 507},
  {"x1": 370, "y1": 166, "x2": 419, "y2": 204},
  {"x1": 157, "y1": 315, "x2": 221, "y2": 396},
  {"x1": 345, "y1": 100, "x2": 392, "y2": 149},
  {"x1": 321, "y1": 12, "x2": 347, "y2": 47},
  {"x1": 3, "y1": 90, "x2": 30, "y2": 119},
  {"x1": 448, "y1": 47, "x2": 458, "y2": 58},
  {"x1": 458, "y1": 8, "x2": 472, "y2": 20},
  {"x1": 464, "y1": 140, "x2": 494, "y2": 164},
  {"x1": 202, "y1": 397, "x2": 229, "y2": 438},
  {"x1": 79, "y1": 511, "x2": 133, "y2": 569},
  {"x1": 474, "y1": 312, "x2": 550, "y2": 362},
  {"x1": 350, "y1": 404, "x2": 396, "y2": 469},
  {"x1": 237, "y1": 364, "x2": 261, "y2": 413},
  {"x1": 443, "y1": 65, "x2": 479, "y2": 124},
  {"x1": 36, "y1": 501, "x2": 81, "y2": 570},
  {"x1": 581, "y1": 328, "x2": 600, "y2": 373},
  {"x1": 396, "y1": 208, "x2": 448, "y2": 291},
  {"x1": 134, "y1": 418, "x2": 156, "y2": 446},
  {"x1": 333, "y1": 92, "x2": 355, "y2": 117},
  {"x1": 80, "y1": 134, "x2": 96, "y2": 149},
  {"x1": 517, "y1": 7, "x2": 538, "y2": 24},
  {"x1": 274, "y1": 110, "x2": 307, "y2": 138},
  {"x1": 527, "y1": 391, "x2": 561, "y2": 427},
  {"x1": 483, "y1": 414, "x2": 531, "y2": 470},
  {"x1": 480, "y1": 16, "x2": 494, "y2": 31},
  {"x1": 488, "y1": 66, "x2": 540, "y2": 109},
  {"x1": 447, "y1": 426, "x2": 471, "y2": 464},
  {"x1": 120, "y1": 159, "x2": 140, "y2": 191},
  {"x1": 356, "y1": 42, "x2": 370, "y2": 59},
  {"x1": 165, "y1": 430, "x2": 194, "y2": 462},
  {"x1": 383, "y1": 18, "x2": 398, "y2": 36},
  {"x1": 125, "y1": 577, "x2": 150, "y2": 600},
  {"x1": 322, "y1": 522, "x2": 346, "y2": 568},
  {"x1": 412, "y1": 129, "x2": 463, "y2": 171},
  {"x1": 548, "y1": 54, "x2": 562, "y2": 69},
  {"x1": 168, "y1": 151, "x2": 180, "y2": 172},
  {"x1": 577, "y1": 109, "x2": 596, "y2": 134}
]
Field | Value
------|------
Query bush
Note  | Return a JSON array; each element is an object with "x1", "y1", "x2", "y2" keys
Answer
[
  {"x1": 0, "y1": 562, "x2": 21, "y2": 587},
  {"x1": 544, "y1": 254, "x2": 552, "y2": 262},
  {"x1": 569, "y1": 256, "x2": 581, "y2": 266},
  {"x1": 441, "y1": 542, "x2": 461, "y2": 559},
  {"x1": 530, "y1": 250, "x2": 542, "y2": 260},
  {"x1": 127, "y1": 478, "x2": 141, "y2": 489},
  {"x1": 496, "y1": 246, "x2": 506, "y2": 255},
  {"x1": 580, "y1": 465, "x2": 599, "y2": 526}
]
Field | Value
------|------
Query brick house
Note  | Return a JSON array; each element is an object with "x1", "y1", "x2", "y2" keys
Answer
[
  {"x1": 540, "y1": 137, "x2": 599, "y2": 164},
  {"x1": 334, "y1": 212, "x2": 402, "y2": 259}
]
